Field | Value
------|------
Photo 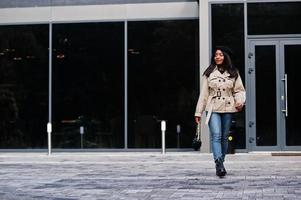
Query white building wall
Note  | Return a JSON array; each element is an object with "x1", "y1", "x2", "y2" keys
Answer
[
  {"x1": 198, "y1": 0, "x2": 210, "y2": 153},
  {"x1": 0, "y1": 2, "x2": 198, "y2": 24}
]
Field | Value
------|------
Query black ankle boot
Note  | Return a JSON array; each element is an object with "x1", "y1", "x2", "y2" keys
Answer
[{"x1": 215, "y1": 158, "x2": 226, "y2": 177}]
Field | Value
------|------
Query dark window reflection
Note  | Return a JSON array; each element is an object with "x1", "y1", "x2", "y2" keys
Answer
[
  {"x1": 128, "y1": 20, "x2": 199, "y2": 148},
  {"x1": 53, "y1": 22, "x2": 124, "y2": 148},
  {"x1": 211, "y1": 3, "x2": 246, "y2": 149},
  {"x1": 0, "y1": 25, "x2": 48, "y2": 148},
  {"x1": 255, "y1": 46, "x2": 277, "y2": 146},
  {"x1": 285, "y1": 45, "x2": 301, "y2": 146},
  {"x1": 248, "y1": 2, "x2": 301, "y2": 35}
]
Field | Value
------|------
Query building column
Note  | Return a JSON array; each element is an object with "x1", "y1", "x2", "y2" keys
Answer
[{"x1": 199, "y1": 0, "x2": 210, "y2": 153}]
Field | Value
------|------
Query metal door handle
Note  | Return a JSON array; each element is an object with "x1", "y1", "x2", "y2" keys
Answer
[{"x1": 281, "y1": 74, "x2": 288, "y2": 117}]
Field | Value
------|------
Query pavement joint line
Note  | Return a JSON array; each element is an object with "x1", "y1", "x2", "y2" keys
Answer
[
  {"x1": 1, "y1": 160, "x2": 301, "y2": 164},
  {"x1": 42, "y1": 176, "x2": 299, "y2": 180}
]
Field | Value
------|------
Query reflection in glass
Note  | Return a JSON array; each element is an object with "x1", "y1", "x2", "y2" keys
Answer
[
  {"x1": 128, "y1": 20, "x2": 199, "y2": 148},
  {"x1": 0, "y1": 25, "x2": 49, "y2": 148},
  {"x1": 285, "y1": 45, "x2": 301, "y2": 146},
  {"x1": 53, "y1": 22, "x2": 124, "y2": 148},
  {"x1": 248, "y1": 2, "x2": 301, "y2": 35},
  {"x1": 211, "y1": 3, "x2": 246, "y2": 149},
  {"x1": 255, "y1": 46, "x2": 277, "y2": 146}
]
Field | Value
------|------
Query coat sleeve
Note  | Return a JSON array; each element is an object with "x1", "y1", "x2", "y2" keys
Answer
[
  {"x1": 195, "y1": 76, "x2": 209, "y2": 117},
  {"x1": 233, "y1": 74, "x2": 246, "y2": 106}
]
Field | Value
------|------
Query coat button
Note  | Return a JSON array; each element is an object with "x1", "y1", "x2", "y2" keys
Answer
[
  {"x1": 223, "y1": 97, "x2": 225, "y2": 100},
  {"x1": 228, "y1": 102, "x2": 231, "y2": 104},
  {"x1": 223, "y1": 89, "x2": 225, "y2": 91},
  {"x1": 219, "y1": 80, "x2": 221, "y2": 82}
]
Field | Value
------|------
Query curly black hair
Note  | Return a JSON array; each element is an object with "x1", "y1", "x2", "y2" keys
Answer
[{"x1": 203, "y1": 46, "x2": 238, "y2": 79}]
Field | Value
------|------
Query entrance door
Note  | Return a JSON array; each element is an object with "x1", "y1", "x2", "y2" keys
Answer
[{"x1": 248, "y1": 39, "x2": 301, "y2": 151}]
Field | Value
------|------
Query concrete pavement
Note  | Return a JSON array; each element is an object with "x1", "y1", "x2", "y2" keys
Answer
[{"x1": 0, "y1": 152, "x2": 300, "y2": 200}]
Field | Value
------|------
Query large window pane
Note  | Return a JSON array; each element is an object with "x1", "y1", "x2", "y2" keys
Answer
[
  {"x1": 53, "y1": 22, "x2": 124, "y2": 148},
  {"x1": 0, "y1": 25, "x2": 49, "y2": 148},
  {"x1": 128, "y1": 20, "x2": 199, "y2": 148},
  {"x1": 211, "y1": 3, "x2": 246, "y2": 149},
  {"x1": 248, "y1": 2, "x2": 301, "y2": 35},
  {"x1": 255, "y1": 46, "x2": 277, "y2": 146},
  {"x1": 285, "y1": 45, "x2": 301, "y2": 146}
]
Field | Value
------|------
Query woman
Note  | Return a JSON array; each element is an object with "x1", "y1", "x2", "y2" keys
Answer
[{"x1": 195, "y1": 46, "x2": 245, "y2": 177}]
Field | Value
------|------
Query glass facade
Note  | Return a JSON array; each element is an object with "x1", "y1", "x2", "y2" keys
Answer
[
  {"x1": 52, "y1": 22, "x2": 124, "y2": 148},
  {"x1": 128, "y1": 20, "x2": 199, "y2": 148},
  {"x1": 1, "y1": 1, "x2": 301, "y2": 151},
  {"x1": 285, "y1": 44, "x2": 301, "y2": 146},
  {"x1": 255, "y1": 46, "x2": 277, "y2": 146},
  {"x1": 0, "y1": 25, "x2": 49, "y2": 148},
  {"x1": 0, "y1": 19, "x2": 199, "y2": 150},
  {"x1": 248, "y1": 2, "x2": 301, "y2": 35},
  {"x1": 211, "y1": 3, "x2": 246, "y2": 149}
]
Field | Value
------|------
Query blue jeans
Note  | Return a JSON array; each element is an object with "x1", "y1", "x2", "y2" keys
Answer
[{"x1": 208, "y1": 112, "x2": 232, "y2": 162}]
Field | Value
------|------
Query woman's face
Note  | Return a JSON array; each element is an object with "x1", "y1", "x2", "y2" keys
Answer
[{"x1": 214, "y1": 50, "x2": 224, "y2": 65}]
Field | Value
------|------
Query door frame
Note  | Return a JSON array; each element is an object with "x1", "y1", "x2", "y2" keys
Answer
[
  {"x1": 247, "y1": 37, "x2": 301, "y2": 151},
  {"x1": 247, "y1": 39, "x2": 281, "y2": 151},
  {"x1": 280, "y1": 39, "x2": 301, "y2": 151}
]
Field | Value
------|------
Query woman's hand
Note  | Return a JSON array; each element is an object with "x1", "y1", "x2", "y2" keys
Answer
[
  {"x1": 235, "y1": 103, "x2": 244, "y2": 111},
  {"x1": 195, "y1": 116, "x2": 201, "y2": 124}
]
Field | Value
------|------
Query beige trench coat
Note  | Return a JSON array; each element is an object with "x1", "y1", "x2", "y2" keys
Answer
[{"x1": 195, "y1": 67, "x2": 246, "y2": 125}]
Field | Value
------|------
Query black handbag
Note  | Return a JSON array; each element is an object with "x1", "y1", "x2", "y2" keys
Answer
[{"x1": 192, "y1": 123, "x2": 202, "y2": 151}]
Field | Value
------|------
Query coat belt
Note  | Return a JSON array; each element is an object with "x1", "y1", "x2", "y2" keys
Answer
[
  {"x1": 205, "y1": 96, "x2": 215, "y2": 125},
  {"x1": 205, "y1": 90, "x2": 232, "y2": 125}
]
